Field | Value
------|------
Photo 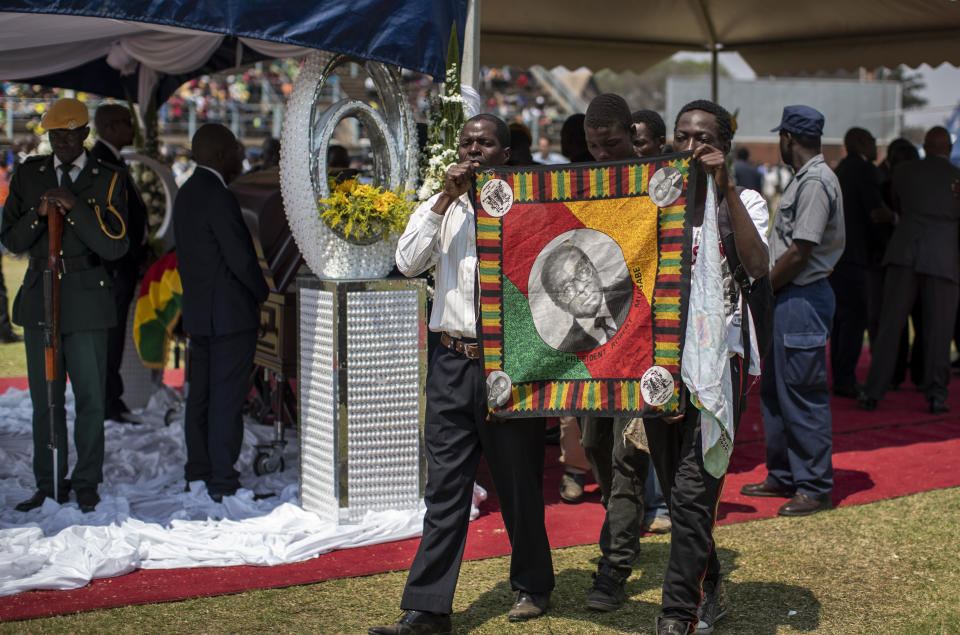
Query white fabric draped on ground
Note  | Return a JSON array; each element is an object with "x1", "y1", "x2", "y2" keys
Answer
[{"x1": 0, "y1": 386, "x2": 432, "y2": 598}]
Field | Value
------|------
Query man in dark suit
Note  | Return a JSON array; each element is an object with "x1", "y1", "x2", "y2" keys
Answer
[
  {"x1": 541, "y1": 242, "x2": 633, "y2": 353},
  {"x1": 2, "y1": 98, "x2": 129, "y2": 513},
  {"x1": 174, "y1": 123, "x2": 269, "y2": 501},
  {"x1": 91, "y1": 104, "x2": 148, "y2": 423},
  {"x1": 829, "y1": 128, "x2": 884, "y2": 398},
  {"x1": 861, "y1": 126, "x2": 960, "y2": 414}
]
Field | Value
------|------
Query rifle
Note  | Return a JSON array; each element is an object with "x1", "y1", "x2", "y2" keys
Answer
[{"x1": 40, "y1": 197, "x2": 64, "y2": 503}]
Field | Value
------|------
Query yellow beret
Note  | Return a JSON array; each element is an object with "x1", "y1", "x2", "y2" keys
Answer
[{"x1": 41, "y1": 98, "x2": 89, "y2": 131}]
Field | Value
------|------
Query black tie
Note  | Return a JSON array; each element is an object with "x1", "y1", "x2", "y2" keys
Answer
[
  {"x1": 58, "y1": 163, "x2": 74, "y2": 188},
  {"x1": 595, "y1": 316, "x2": 617, "y2": 339}
]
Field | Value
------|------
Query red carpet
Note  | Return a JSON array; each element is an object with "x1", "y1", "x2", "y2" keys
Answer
[{"x1": 2, "y1": 365, "x2": 959, "y2": 621}]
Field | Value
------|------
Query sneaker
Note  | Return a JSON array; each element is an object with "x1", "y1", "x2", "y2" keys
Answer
[
  {"x1": 695, "y1": 578, "x2": 728, "y2": 634},
  {"x1": 586, "y1": 566, "x2": 627, "y2": 611},
  {"x1": 657, "y1": 616, "x2": 694, "y2": 635},
  {"x1": 644, "y1": 515, "x2": 672, "y2": 534},
  {"x1": 559, "y1": 471, "x2": 585, "y2": 504}
]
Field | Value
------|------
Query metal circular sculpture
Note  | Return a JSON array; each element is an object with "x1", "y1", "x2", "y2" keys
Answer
[
  {"x1": 120, "y1": 150, "x2": 179, "y2": 241},
  {"x1": 280, "y1": 52, "x2": 418, "y2": 279}
]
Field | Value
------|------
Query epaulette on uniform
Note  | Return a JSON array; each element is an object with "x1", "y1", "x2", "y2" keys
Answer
[
  {"x1": 93, "y1": 157, "x2": 123, "y2": 174},
  {"x1": 21, "y1": 155, "x2": 47, "y2": 165}
]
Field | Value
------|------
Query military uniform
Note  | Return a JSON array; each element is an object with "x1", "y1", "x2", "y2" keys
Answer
[{"x1": 1, "y1": 151, "x2": 129, "y2": 499}]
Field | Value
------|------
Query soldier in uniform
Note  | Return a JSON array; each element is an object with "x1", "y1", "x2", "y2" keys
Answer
[{"x1": 1, "y1": 98, "x2": 129, "y2": 513}]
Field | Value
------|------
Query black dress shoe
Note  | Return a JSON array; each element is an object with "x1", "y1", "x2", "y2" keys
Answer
[
  {"x1": 15, "y1": 488, "x2": 70, "y2": 512},
  {"x1": 928, "y1": 398, "x2": 949, "y2": 414},
  {"x1": 778, "y1": 493, "x2": 831, "y2": 517},
  {"x1": 740, "y1": 481, "x2": 793, "y2": 498},
  {"x1": 857, "y1": 391, "x2": 878, "y2": 411},
  {"x1": 832, "y1": 383, "x2": 862, "y2": 399},
  {"x1": 76, "y1": 487, "x2": 100, "y2": 513},
  {"x1": 368, "y1": 610, "x2": 451, "y2": 635},
  {"x1": 508, "y1": 591, "x2": 550, "y2": 622},
  {"x1": 0, "y1": 331, "x2": 23, "y2": 344}
]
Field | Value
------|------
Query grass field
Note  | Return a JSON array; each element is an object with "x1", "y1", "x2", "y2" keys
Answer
[{"x1": 4, "y1": 486, "x2": 958, "y2": 634}]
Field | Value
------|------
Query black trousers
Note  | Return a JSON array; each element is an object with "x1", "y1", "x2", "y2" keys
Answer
[
  {"x1": 581, "y1": 415, "x2": 649, "y2": 575},
  {"x1": 865, "y1": 266, "x2": 959, "y2": 403},
  {"x1": 829, "y1": 261, "x2": 867, "y2": 390},
  {"x1": 645, "y1": 356, "x2": 745, "y2": 624},
  {"x1": 401, "y1": 344, "x2": 554, "y2": 615},
  {"x1": 184, "y1": 329, "x2": 257, "y2": 495},
  {"x1": 104, "y1": 263, "x2": 138, "y2": 418},
  {"x1": 0, "y1": 254, "x2": 14, "y2": 336}
]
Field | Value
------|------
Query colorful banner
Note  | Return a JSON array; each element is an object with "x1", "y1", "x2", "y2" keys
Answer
[
  {"x1": 472, "y1": 153, "x2": 704, "y2": 418},
  {"x1": 133, "y1": 251, "x2": 182, "y2": 369}
]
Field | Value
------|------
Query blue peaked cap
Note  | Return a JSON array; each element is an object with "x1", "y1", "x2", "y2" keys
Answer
[{"x1": 771, "y1": 105, "x2": 825, "y2": 137}]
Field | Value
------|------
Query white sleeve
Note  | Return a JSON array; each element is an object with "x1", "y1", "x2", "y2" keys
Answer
[
  {"x1": 395, "y1": 195, "x2": 444, "y2": 277},
  {"x1": 738, "y1": 188, "x2": 770, "y2": 247}
]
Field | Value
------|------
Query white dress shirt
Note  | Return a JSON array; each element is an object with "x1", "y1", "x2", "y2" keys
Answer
[
  {"x1": 53, "y1": 152, "x2": 87, "y2": 185},
  {"x1": 396, "y1": 192, "x2": 478, "y2": 339}
]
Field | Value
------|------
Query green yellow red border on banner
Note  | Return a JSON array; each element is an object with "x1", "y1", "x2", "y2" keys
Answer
[{"x1": 472, "y1": 153, "x2": 704, "y2": 418}]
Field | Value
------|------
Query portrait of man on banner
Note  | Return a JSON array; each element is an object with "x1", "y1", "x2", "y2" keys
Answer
[
  {"x1": 473, "y1": 153, "x2": 704, "y2": 419},
  {"x1": 531, "y1": 229, "x2": 633, "y2": 353}
]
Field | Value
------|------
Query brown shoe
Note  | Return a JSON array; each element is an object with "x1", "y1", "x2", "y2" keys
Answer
[
  {"x1": 559, "y1": 471, "x2": 585, "y2": 504},
  {"x1": 644, "y1": 516, "x2": 672, "y2": 534},
  {"x1": 740, "y1": 481, "x2": 793, "y2": 498},
  {"x1": 778, "y1": 493, "x2": 831, "y2": 517},
  {"x1": 508, "y1": 591, "x2": 549, "y2": 622}
]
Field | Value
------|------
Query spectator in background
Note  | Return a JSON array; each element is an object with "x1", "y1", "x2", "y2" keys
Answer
[
  {"x1": 534, "y1": 136, "x2": 566, "y2": 165},
  {"x1": 260, "y1": 137, "x2": 281, "y2": 169},
  {"x1": 860, "y1": 126, "x2": 960, "y2": 415},
  {"x1": 561, "y1": 113, "x2": 593, "y2": 163},
  {"x1": 733, "y1": 147, "x2": 763, "y2": 192},
  {"x1": 631, "y1": 110, "x2": 666, "y2": 159},
  {"x1": 877, "y1": 139, "x2": 922, "y2": 388},
  {"x1": 91, "y1": 104, "x2": 149, "y2": 423},
  {"x1": 0, "y1": 150, "x2": 21, "y2": 344},
  {"x1": 508, "y1": 122, "x2": 538, "y2": 166},
  {"x1": 828, "y1": 128, "x2": 883, "y2": 399}
]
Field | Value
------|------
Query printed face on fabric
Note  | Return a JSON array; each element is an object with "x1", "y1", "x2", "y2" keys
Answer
[
  {"x1": 528, "y1": 228, "x2": 633, "y2": 354},
  {"x1": 674, "y1": 110, "x2": 726, "y2": 154},
  {"x1": 543, "y1": 244, "x2": 604, "y2": 318},
  {"x1": 459, "y1": 119, "x2": 509, "y2": 167},
  {"x1": 584, "y1": 123, "x2": 635, "y2": 162}
]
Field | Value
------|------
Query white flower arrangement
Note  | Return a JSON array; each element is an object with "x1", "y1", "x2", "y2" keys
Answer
[{"x1": 417, "y1": 28, "x2": 464, "y2": 202}]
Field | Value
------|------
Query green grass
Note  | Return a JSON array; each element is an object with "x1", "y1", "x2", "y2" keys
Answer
[
  {"x1": 0, "y1": 253, "x2": 26, "y2": 377},
  {"x1": 4, "y1": 486, "x2": 958, "y2": 634}
]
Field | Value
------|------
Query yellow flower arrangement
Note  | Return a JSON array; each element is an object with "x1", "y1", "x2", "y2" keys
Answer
[{"x1": 318, "y1": 177, "x2": 416, "y2": 244}]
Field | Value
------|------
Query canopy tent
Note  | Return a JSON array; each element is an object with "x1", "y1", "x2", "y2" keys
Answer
[
  {"x1": 0, "y1": 1, "x2": 468, "y2": 106},
  {"x1": 475, "y1": 0, "x2": 960, "y2": 97}
]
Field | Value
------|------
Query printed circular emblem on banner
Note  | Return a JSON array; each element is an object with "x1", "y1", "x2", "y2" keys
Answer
[
  {"x1": 480, "y1": 179, "x2": 513, "y2": 217},
  {"x1": 648, "y1": 166, "x2": 684, "y2": 207},
  {"x1": 487, "y1": 370, "x2": 512, "y2": 408},
  {"x1": 640, "y1": 366, "x2": 675, "y2": 407}
]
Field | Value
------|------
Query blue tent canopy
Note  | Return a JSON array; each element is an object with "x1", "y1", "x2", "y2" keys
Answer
[{"x1": 0, "y1": 1, "x2": 467, "y2": 101}]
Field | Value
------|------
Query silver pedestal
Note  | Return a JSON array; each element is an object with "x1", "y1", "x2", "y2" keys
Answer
[{"x1": 297, "y1": 275, "x2": 427, "y2": 523}]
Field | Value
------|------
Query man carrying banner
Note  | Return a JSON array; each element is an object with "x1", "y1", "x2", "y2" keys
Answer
[
  {"x1": 645, "y1": 100, "x2": 769, "y2": 635},
  {"x1": 576, "y1": 93, "x2": 668, "y2": 613},
  {"x1": 370, "y1": 114, "x2": 554, "y2": 635}
]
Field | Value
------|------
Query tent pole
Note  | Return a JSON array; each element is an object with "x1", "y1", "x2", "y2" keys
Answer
[
  {"x1": 461, "y1": 0, "x2": 481, "y2": 91},
  {"x1": 711, "y1": 45, "x2": 718, "y2": 102}
]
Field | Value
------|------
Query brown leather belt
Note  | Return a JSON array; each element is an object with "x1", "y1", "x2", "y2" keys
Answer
[
  {"x1": 28, "y1": 254, "x2": 101, "y2": 275},
  {"x1": 441, "y1": 332, "x2": 480, "y2": 359}
]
